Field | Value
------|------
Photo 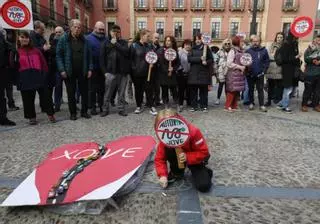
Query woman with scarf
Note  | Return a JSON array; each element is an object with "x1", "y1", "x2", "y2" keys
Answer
[
  {"x1": 157, "y1": 36, "x2": 180, "y2": 108},
  {"x1": 188, "y1": 33, "x2": 213, "y2": 112},
  {"x1": 265, "y1": 32, "x2": 284, "y2": 106}
]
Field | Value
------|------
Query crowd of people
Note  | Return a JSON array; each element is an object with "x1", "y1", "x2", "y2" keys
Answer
[{"x1": 0, "y1": 19, "x2": 320, "y2": 126}]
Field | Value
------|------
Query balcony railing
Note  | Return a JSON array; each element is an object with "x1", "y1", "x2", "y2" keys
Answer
[
  {"x1": 172, "y1": 0, "x2": 187, "y2": 11},
  {"x1": 134, "y1": 0, "x2": 149, "y2": 11},
  {"x1": 153, "y1": 0, "x2": 168, "y2": 11},
  {"x1": 103, "y1": 0, "x2": 118, "y2": 11},
  {"x1": 249, "y1": 0, "x2": 264, "y2": 11},
  {"x1": 229, "y1": 0, "x2": 245, "y2": 11},
  {"x1": 210, "y1": 0, "x2": 225, "y2": 11},
  {"x1": 191, "y1": 0, "x2": 206, "y2": 11},
  {"x1": 282, "y1": 0, "x2": 299, "y2": 12}
]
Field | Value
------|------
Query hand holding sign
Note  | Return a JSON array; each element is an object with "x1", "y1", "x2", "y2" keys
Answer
[
  {"x1": 240, "y1": 53, "x2": 253, "y2": 66},
  {"x1": 164, "y1": 48, "x2": 177, "y2": 77},
  {"x1": 202, "y1": 34, "x2": 212, "y2": 62},
  {"x1": 145, "y1": 51, "x2": 158, "y2": 82}
]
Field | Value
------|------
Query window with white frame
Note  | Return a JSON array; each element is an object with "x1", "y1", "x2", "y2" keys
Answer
[
  {"x1": 175, "y1": 0, "x2": 184, "y2": 8},
  {"x1": 138, "y1": 0, "x2": 146, "y2": 7},
  {"x1": 193, "y1": 22, "x2": 201, "y2": 36},
  {"x1": 63, "y1": 4, "x2": 69, "y2": 24},
  {"x1": 194, "y1": 0, "x2": 203, "y2": 7},
  {"x1": 211, "y1": 22, "x2": 221, "y2": 39},
  {"x1": 284, "y1": 0, "x2": 294, "y2": 7},
  {"x1": 232, "y1": 0, "x2": 241, "y2": 8},
  {"x1": 282, "y1": 22, "x2": 291, "y2": 37},
  {"x1": 156, "y1": 0, "x2": 166, "y2": 7},
  {"x1": 230, "y1": 21, "x2": 239, "y2": 36},
  {"x1": 156, "y1": 21, "x2": 165, "y2": 39},
  {"x1": 137, "y1": 21, "x2": 147, "y2": 30},
  {"x1": 49, "y1": 0, "x2": 55, "y2": 19},
  {"x1": 212, "y1": 0, "x2": 222, "y2": 8},
  {"x1": 174, "y1": 22, "x2": 183, "y2": 39},
  {"x1": 75, "y1": 9, "x2": 80, "y2": 20}
]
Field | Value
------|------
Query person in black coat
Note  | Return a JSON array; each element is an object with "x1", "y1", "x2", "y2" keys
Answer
[
  {"x1": 156, "y1": 36, "x2": 180, "y2": 108},
  {"x1": 188, "y1": 33, "x2": 213, "y2": 112},
  {"x1": 277, "y1": 31, "x2": 301, "y2": 113}
]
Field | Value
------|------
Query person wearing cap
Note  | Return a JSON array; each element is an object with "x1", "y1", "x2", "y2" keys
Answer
[
  {"x1": 100, "y1": 24, "x2": 130, "y2": 117},
  {"x1": 154, "y1": 109, "x2": 212, "y2": 192}
]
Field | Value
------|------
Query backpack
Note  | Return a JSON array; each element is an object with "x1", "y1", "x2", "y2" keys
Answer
[{"x1": 274, "y1": 48, "x2": 283, "y2": 66}]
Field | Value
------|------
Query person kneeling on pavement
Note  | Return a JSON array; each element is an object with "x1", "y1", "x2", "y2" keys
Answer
[{"x1": 154, "y1": 109, "x2": 212, "y2": 193}]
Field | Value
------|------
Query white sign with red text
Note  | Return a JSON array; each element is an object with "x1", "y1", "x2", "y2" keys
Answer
[{"x1": 1, "y1": 136, "x2": 156, "y2": 206}]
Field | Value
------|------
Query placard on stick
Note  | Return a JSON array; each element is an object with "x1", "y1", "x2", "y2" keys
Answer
[
  {"x1": 145, "y1": 51, "x2": 158, "y2": 82},
  {"x1": 290, "y1": 16, "x2": 314, "y2": 38},
  {"x1": 164, "y1": 48, "x2": 177, "y2": 77}
]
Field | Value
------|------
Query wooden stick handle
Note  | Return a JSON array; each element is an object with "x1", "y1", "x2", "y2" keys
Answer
[
  {"x1": 203, "y1": 44, "x2": 207, "y2": 61},
  {"x1": 168, "y1": 61, "x2": 172, "y2": 77},
  {"x1": 175, "y1": 148, "x2": 185, "y2": 169},
  {"x1": 147, "y1": 64, "x2": 153, "y2": 82}
]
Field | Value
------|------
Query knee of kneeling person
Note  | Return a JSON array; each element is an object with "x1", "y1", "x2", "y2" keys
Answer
[{"x1": 196, "y1": 181, "x2": 212, "y2": 193}]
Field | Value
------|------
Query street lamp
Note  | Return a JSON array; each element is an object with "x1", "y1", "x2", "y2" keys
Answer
[{"x1": 250, "y1": 0, "x2": 258, "y2": 36}]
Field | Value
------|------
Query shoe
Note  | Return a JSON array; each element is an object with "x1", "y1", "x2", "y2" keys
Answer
[
  {"x1": 249, "y1": 104, "x2": 254, "y2": 110},
  {"x1": 100, "y1": 111, "x2": 109, "y2": 117},
  {"x1": 70, "y1": 114, "x2": 77, "y2": 120},
  {"x1": 282, "y1": 108, "x2": 292, "y2": 114},
  {"x1": 202, "y1": 108, "x2": 208, "y2": 113},
  {"x1": 8, "y1": 106, "x2": 19, "y2": 111},
  {"x1": 189, "y1": 108, "x2": 196, "y2": 112},
  {"x1": 91, "y1": 108, "x2": 98, "y2": 116},
  {"x1": 149, "y1": 107, "x2": 157, "y2": 116},
  {"x1": 276, "y1": 105, "x2": 283, "y2": 110},
  {"x1": 243, "y1": 101, "x2": 250, "y2": 106},
  {"x1": 29, "y1": 118, "x2": 37, "y2": 125},
  {"x1": 118, "y1": 111, "x2": 128, "y2": 116},
  {"x1": 100, "y1": 107, "x2": 103, "y2": 113},
  {"x1": 264, "y1": 102, "x2": 271, "y2": 107},
  {"x1": 232, "y1": 107, "x2": 241, "y2": 112},
  {"x1": 314, "y1": 105, "x2": 320, "y2": 112},
  {"x1": 214, "y1": 99, "x2": 220, "y2": 105},
  {"x1": 301, "y1": 106, "x2": 308, "y2": 112},
  {"x1": 111, "y1": 102, "x2": 116, "y2": 107},
  {"x1": 260, "y1": 106, "x2": 267, "y2": 112},
  {"x1": 0, "y1": 118, "x2": 16, "y2": 126},
  {"x1": 224, "y1": 107, "x2": 234, "y2": 113},
  {"x1": 54, "y1": 107, "x2": 61, "y2": 112},
  {"x1": 81, "y1": 113, "x2": 91, "y2": 119},
  {"x1": 156, "y1": 102, "x2": 162, "y2": 106},
  {"x1": 134, "y1": 107, "x2": 143, "y2": 114},
  {"x1": 48, "y1": 115, "x2": 56, "y2": 123},
  {"x1": 168, "y1": 172, "x2": 184, "y2": 183},
  {"x1": 178, "y1": 105, "x2": 183, "y2": 113}
]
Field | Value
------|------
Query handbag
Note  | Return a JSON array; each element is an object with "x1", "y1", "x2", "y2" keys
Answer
[{"x1": 294, "y1": 67, "x2": 306, "y2": 82}]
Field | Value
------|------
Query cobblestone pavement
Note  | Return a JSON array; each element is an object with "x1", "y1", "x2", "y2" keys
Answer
[{"x1": 1, "y1": 84, "x2": 320, "y2": 223}]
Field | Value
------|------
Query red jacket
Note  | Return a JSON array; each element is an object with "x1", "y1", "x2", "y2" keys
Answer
[{"x1": 154, "y1": 123, "x2": 209, "y2": 178}]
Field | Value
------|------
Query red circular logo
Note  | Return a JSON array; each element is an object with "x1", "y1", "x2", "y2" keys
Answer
[
  {"x1": 1, "y1": 1, "x2": 31, "y2": 28},
  {"x1": 290, "y1": 16, "x2": 314, "y2": 38}
]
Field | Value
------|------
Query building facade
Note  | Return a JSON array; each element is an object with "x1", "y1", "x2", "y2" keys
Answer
[{"x1": 91, "y1": 0, "x2": 318, "y2": 44}]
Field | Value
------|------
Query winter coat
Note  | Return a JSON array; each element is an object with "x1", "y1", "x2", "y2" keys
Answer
[
  {"x1": 225, "y1": 47, "x2": 245, "y2": 92},
  {"x1": 188, "y1": 44, "x2": 213, "y2": 85},
  {"x1": 130, "y1": 41, "x2": 152, "y2": 78},
  {"x1": 178, "y1": 48, "x2": 190, "y2": 75},
  {"x1": 157, "y1": 47, "x2": 180, "y2": 86},
  {"x1": 216, "y1": 49, "x2": 229, "y2": 83},
  {"x1": 100, "y1": 38, "x2": 130, "y2": 75},
  {"x1": 246, "y1": 46, "x2": 270, "y2": 77},
  {"x1": 278, "y1": 40, "x2": 301, "y2": 88},
  {"x1": 0, "y1": 33, "x2": 9, "y2": 87},
  {"x1": 265, "y1": 42, "x2": 282, "y2": 80},
  {"x1": 56, "y1": 32, "x2": 93, "y2": 77},
  {"x1": 17, "y1": 47, "x2": 48, "y2": 91},
  {"x1": 154, "y1": 123, "x2": 209, "y2": 178},
  {"x1": 87, "y1": 32, "x2": 107, "y2": 70},
  {"x1": 304, "y1": 44, "x2": 320, "y2": 77}
]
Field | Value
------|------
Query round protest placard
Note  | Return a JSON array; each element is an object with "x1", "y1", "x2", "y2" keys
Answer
[
  {"x1": 155, "y1": 116, "x2": 190, "y2": 148},
  {"x1": 164, "y1": 48, "x2": 177, "y2": 62},
  {"x1": 202, "y1": 33, "x2": 212, "y2": 45},
  {"x1": 290, "y1": 16, "x2": 314, "y2": 38},
  {"x1": 145, "y1": 51, "x2": 158, "y2": 64},
  {"x1": 240, "y1": 53, "x2": 253, "y2": 66},
  {"x1": 1, "y1": 0, "x2": 31, "y2": 28}
]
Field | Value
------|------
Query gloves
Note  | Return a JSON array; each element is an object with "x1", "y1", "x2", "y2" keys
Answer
[{"x1": 159, "y1": 176, "x2": 168, "y2": 189}]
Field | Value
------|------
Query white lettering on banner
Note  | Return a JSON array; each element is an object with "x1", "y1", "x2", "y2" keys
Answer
[{"x1": 50, "y1": 147, "x2": 143, "y2": 160}]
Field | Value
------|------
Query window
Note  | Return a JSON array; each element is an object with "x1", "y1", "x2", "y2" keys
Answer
[
  {"x1": 49, "y1": 0, "x2": 55, "y2": 19},
  {"x1": 211, "y1": 22, "x2": 221, "y2": 38},
  {"x1": 230, "y1": 22, "x2": 239, "y2": 36},
  {"x1": 175, "y1": 0, "x2": 184, "y2": 8},
  {"x1": 138, "y1": 0, "x2": 146, "y2": 7},
  {"x1": 156, "y1": 0, "x2": 166, "y2": 7},
  {"x1": 63, "y1": 5, "x2": 69, "y2": 24},
  {"x1": 212, "y1": 0, "x2": 222, "y2": 8},
  {"x1": 108, "y1": 22, "x2": 115, "y2": 34},
  {"x1": 284, "y1": 0, "x2": 294, "y2": 7},
  {"x1": 282, "y1": 22, "x2": 291, "y2": 38},
  {"x1": 137, "y1": 21, "x2": 147, "y2": 30},
  {"x1": 232, "y1": 0, "x2": 241, "y2": 8},
  {"x1": 174, "y1": 22, "x2": 183, "y2": 39},
  {"x1": 156, "y1": 21, "x2": 165, "y2": 39},
  {"x1": 194, "y1": 0, "x2": 203, "y2": 7},
  {"x1": 107, "y1": 0, "x2": 115, "y2": 7},
  {"x1": 75, "y1": 11, "x2": 80, "y2": 20},
  {"x1": 193, "y1": 22, "x2": 201, "y2": 36}
]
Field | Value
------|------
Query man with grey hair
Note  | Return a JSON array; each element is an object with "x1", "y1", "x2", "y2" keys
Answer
[
  {"x1": 86, "y1": 21, "x2": 107, "y2": 115},
  {"x1": 56, "y1": 19, "x2": 93, "y2": 120}
]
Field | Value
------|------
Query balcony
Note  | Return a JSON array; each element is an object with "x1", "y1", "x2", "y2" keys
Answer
[
  {"x1": 229, "y1": 0, "x2": 245, "y2": 11},
  {"x1": 249, "y1": 0, "x2": 264, "y2": 11},
  {"x1": 282, "y1": 0, "x2": 299, "y2": 12},
  {"x1": 103, "y1": 0, "x2": 118, "y2": 11},
  {"x1": 134, "y1": 0, "x2": 149, "y2": 11},
  {"x1": 172, "y1": 0, "x2": 187, "y2": 11},
  {"x1": 153, "y1": 0, "x2": 168, "y2": 11},
  {"x1": 210, "y1": 0, "x2": 225, "y2": 11},
  {"x1": 191, "y1": 0, "x2": 206, "y2": 11}
]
